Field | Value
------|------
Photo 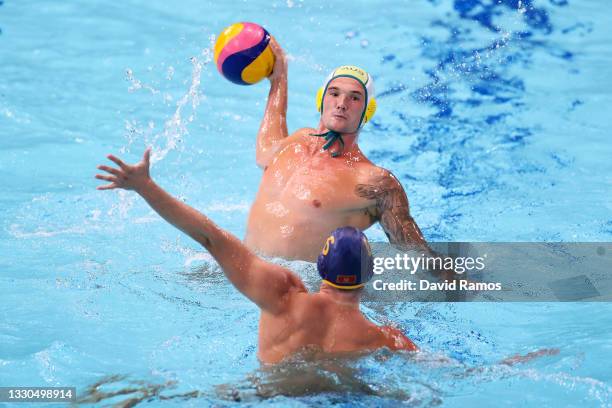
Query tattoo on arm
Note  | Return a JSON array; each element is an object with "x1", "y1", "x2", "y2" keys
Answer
[{"x1": 355, "y1": 173, "x2": 426, "y2": 247}]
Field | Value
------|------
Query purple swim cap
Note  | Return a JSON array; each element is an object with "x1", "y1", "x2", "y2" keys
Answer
[{"x1": 317, "y1": 227, "x2": 374, "y2": 290}]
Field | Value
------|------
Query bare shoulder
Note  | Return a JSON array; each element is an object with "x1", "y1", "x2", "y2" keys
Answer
[
  {"x1": 349, "y1": 319, "x2": 417, "y2": 352},
  {"x1": 246, "y1": 258, "x2": 309, "y2": 314},
  {"x1": 261, "y1": 128, "x2": 316, "y2": 169},
  {"x1": 361, "y1": 165, "x2": 402, "y2": 188},
  {"x1": 292, "y1": 127, "x2": 318, "y2": 137},
  {"x1": 354, "y1": 166, "x2": 406, "y2": 205},
  {"x1": 286, "y1": 127, "x2": 317, "y2": 143},
  {"x1": 276, "y1": 127, "x2": 318, "y2": 151},
  {"x1": 283, "y1": 290, "x2": 328, "y2": 322},
  {"x1": 380, "y1": 325, "x2": 418, "y2": 351}
]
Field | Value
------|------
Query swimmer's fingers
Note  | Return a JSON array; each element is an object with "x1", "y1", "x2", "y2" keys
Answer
[
  {"x1": 95, "y1": 174, "x2": 118, "y2": 184},
  {"x1": 97, "y1": 165, "x2": 122, "y2": 177},
  {"x1": 95, "y1": 173, "x2": 119, "y2": 190},
  {"x1": 107, "y1": 154, "x2": 129, "y2": 172},
  {"x1": 270, "y1": 37, "x2": 286, "y2": 61},
  {"x1": 267, "y1": 36, "x2": 287, "y2": 80},
  {"x1": 268, "y1": 36, "x2": 282, "y2": 52},
  {"x1": 96, "y1": 182, "x2": 118, "y2": 191}
]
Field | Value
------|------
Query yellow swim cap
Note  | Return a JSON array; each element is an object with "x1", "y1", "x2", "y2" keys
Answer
[{"x1": 315, "y1": 65, "x2": 377, "y2": 129}]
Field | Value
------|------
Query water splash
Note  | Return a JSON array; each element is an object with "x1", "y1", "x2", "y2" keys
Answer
[
  {"x1": 148, "y1": 55, "x2": 204, "y2": 164},
  {"x1": 123, "y1": 39, "x2": 215, "y2": 165},
  {"x1": 125, "y1": 68, "x2": 160, "y2": 94},
  {"x1": 110, "y1": 43, "x2": 214, "y2": 219}
]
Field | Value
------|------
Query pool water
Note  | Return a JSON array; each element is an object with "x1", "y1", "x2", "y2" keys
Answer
[{"x1": 1, "y1": 0, "x2": 611, "y2": 406}]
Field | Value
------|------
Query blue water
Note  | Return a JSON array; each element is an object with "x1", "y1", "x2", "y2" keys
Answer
[{"x1": 1, "y1": 0, "x2": 611, "y2": 406}]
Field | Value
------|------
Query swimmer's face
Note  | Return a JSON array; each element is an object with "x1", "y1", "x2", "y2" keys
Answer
[{"x1": 321, "y1": 77, "x2": 366, "y2": 134}]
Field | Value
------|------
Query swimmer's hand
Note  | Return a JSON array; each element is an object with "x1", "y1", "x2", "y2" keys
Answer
[
  {"x1": 95, "y1": 148, "x2": 152, "y2": 192},
  {"x1": 267, "y1": 36, "x2": 287, "y2": 83}
]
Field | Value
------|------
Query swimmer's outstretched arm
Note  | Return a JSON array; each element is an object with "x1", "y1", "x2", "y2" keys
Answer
[
  {"x1": 96, "y1": 149, "x2": 306, "y2": 314},
  {"x1": 256, "y1": 36, "x2": 288, "y2": 169}
]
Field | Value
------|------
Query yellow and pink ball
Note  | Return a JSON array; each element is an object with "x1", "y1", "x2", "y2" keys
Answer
[{"x1": 214, "y1": 22, "x2": 275, "y2": 86}]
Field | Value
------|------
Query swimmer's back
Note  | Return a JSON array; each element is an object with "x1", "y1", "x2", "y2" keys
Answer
[{"x1": 258, "y1": 290, "x2": 417, "y2": 363}]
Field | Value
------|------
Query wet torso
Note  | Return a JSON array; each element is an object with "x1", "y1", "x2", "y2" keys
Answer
[{"x1": 245, "y1": 129, "x2": 385, "y2": 261}]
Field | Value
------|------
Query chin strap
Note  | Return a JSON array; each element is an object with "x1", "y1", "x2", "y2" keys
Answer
[{"x1": 309, "y1": 130, "x2": 344, "y2": 157}]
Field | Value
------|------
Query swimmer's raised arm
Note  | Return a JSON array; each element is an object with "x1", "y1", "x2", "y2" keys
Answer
[
  {"x1": 256, "y1": 36, "x2": 288, "y2": 169},
  {"x1": 96, "y1": 149, "x2": 306, "y2": 313}
]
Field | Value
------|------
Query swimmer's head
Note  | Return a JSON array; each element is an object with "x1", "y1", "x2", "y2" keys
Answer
[
  {"x1": 316, "y1": 66, "x2": 377, "y2": 134},
  {"x1": 317, "y1": 227, "x2": 374, "y2": 290}
]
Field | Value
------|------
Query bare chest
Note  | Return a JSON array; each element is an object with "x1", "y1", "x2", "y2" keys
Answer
[{"x1": 261, "y1": 142, "x2": 373, "y2": 212}]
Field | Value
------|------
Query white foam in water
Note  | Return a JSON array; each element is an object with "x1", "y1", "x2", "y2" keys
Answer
[
  {"x1": 184, "y1": 252, "x2": 213, "y2": 268},
  {"x1": 158, "y1": 236, "x2": 213, "y2": 267},
  {"x1": 107, "y1": 189, "x2": 136, "y2": 219},
  {"x1": 34, "y1": 341, "x2": 68, "y2": 384}
]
